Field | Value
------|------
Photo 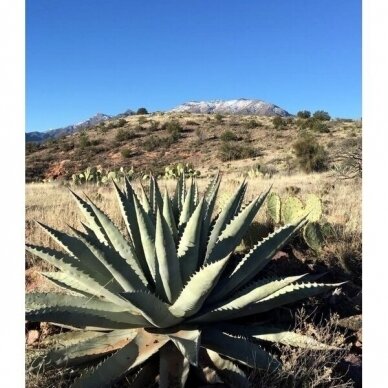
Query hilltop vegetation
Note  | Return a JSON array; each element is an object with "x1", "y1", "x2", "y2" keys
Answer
[{"x1": 25, "y1": 112, "x2": 361, "y2": 182}]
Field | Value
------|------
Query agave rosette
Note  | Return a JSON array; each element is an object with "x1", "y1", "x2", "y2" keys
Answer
[{"x1": 26, "y1": 173, "x2": 341, "y2": 387}]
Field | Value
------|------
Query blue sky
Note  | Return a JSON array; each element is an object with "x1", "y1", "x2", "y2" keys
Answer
[{"x1": 26, "y1": 0, "x2": 361, "y2": 132}]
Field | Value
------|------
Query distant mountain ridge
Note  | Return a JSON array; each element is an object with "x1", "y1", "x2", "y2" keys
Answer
[
  {"x1": 26, "y1": 98, "x2": 291, "y2": 143},
  {"x1": 170, "y1": 98, "x2": 291, "y2": 116},
  {"x1": 26, "y1": 110, "x2": 135, "y2": 142}
]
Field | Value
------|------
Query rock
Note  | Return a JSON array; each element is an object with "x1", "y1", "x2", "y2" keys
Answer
[
  {"x1": 338, "y1": 315, "x2": 362, "y2": 331},
  {"x1": 26, "y1": 330, "x2": 39, "y2": 345}
]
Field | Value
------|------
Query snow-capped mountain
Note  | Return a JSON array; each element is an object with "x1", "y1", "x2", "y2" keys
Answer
[{"x1": 170, "y1": 98, "x2": 291, "y2": 116}]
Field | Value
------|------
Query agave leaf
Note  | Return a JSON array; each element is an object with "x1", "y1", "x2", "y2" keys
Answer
[
  {"x1": 193, "y1": 179, "x2": 199, "y2": 207},
  {"x1": 169, "y1": 255, "x2": 231, "y2": 319},
  {"x1": 150, "y1": 175, "x2": 164, "y2": 214},
  {"x1": 126, "y1": 357, "x2": 159, "y2": 388},
  {"x1": 172, "y1": 173, "x2": 185, "y2": 222},
  {"x1": 196, "y1": 275, "x2": 308, "y2": 323},
  {"x1": 71, "y1": 329, "x2": 168, "y2": 388},
  {"x1": 39, "y1": 330, "x2": 104, "y2": 349},
  {"x1": 217, "y1": 282, "x2": 344, "y2": 320},
  {"x1": 113, "y1": 180, "x2": 146, "y2": 268},
  {"x1": 205, "y1": 179, "x2": 247, "y2": 261},
  {"x1": 25, "y1": 245, "x2": 126, "y2": 306},
  {"x1": 199, "y1": 175, "x2": 221, "y2": 263},
  {"x1": 155, "y1": 207, "x2": 182, "y2": 303},
  {"x1": 27, "y1": 308, "x2": 143, "y2": 330},
  {"x1": 168, "y1": 329, "x2": 201, "y2": 366},
  {"x1": 223, "y1": 324, "x2": 339, "y2": 350},
  {"x1": 69, "y1": 226, "x2": 148, "y2": 292},
  {"x1": 133, "y1": 193, "x2": 157, "y2": 284},
  {"x1": 208, "y1": 220, "x2": 307, "y2": 303},
  {"x1": 204, "y1": 349, "x2": 251, "y2": 388},
  {"x1": 36, "y1": 222, "x2": 118, "y2": 290},
  {"x1": 26, "y1": 293, "x2": 133, "y2": 313},
  {"x1": 179, "y1": 178, "x2": 195, "y2": 229},
  {"x1": 178, "y1": 199, "x2": 204, "y2": 284},
  {"x1": 163, "y1": 187, "x2": 178, "y2": 242},
  {"x1": 120, "y1": 292, "x2": 182, "y2": 328},
  {"x1": 139, "y1": 182, "x2": 153, "y2": 218},
  {"x1": 206, "y1": 189, "x2": 270, "y2": 265},
  {"x1": 84, "y1": 195, "x2": 146, "y2": 283},
  {"x1": 69, "y1": 189, "x2": 110, "y2": 245},
  {"x1": 41, "y1": 272, "x2": 99, "y2": 298},
  {"x1": 41, "y1": 329, "x2": 138, "y2": 368},
  {"x1": 159, "y1": 342, "x2": 190, "y2": 388},
  {"x1": 202, "y1": 328, "x2": 280, "y2": 372}
]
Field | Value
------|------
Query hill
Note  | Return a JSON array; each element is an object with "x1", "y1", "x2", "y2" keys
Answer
[{"x1": 25, "y1": 112, "x2": 361, "y2": 182}]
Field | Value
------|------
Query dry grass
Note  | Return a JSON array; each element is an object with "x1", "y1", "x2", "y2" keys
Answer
[{"x1": 249, "y1": 309, "x2": 355, "y2": 387}]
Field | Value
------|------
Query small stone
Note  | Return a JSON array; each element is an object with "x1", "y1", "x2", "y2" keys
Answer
[{"x1": 26, "y1": 330, "x2": 39, "y2": 345}]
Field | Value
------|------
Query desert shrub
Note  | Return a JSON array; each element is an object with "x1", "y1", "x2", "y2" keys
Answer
[
  {"x1": 246, "y1": 119, "x2": 259, "y2": 129},
  {"x1": 115, "y1": 128, "x2": 136, "y2": 142},
  {"x1": 218, "y1": 141, "x2": 256, "y2": 161},
  {"x1": 162, "y1": 120, "x2": 182, "y2": 133},
  {"x1": 142, "y1": 136, "x2": 159, "y2": 151},
  {"x1": 311, "y1": 120, "x2": 330, "y2": 133},
  {"x1": 272, "y1": 116, "x2": 286, "y2": 130},
  {"x1": 293, "y1": 133, "x2": 328, "y2": 173},
  {"x1": 297, "y1": 110, "x2": 311, "y2": 119},
  {"x1": 186, "y1": 120, "x2": 199, "y2": 126},
  {"x1": 220, "y1": 130, "x2": 238, "y2": 142},
  {"x1": 79, "y1": 132, "x2": 91, "y2": 149},
  {"x1": 136, "y1": 107, "x2": 148, "y2": 115},
  {"x1": 121, "y1": 148, "x2": 132, "y2": 158},
  {"x1": 195, "y1": 127, "x2": 205, "y2": 144},
  {"x1": 138, "y1": 116, "x2": 148, "y2": 125},
  {"x1": 148, "y1": 120, "x2": 159, "y2": 132},
  {"x1": 60, "y1": 141, "x2": 74, "y2": 152},
  {"x1": 26, "y1": 142, "x2": 41, "y2": 153},
  {"x1": 214, "y1": 113, "x2": 223, "y2": 122},
  {"x1": 313, "y1": 110, "x2": 331, "y2": 121},
  {"x1": 116, "y1": 118, "x2": 127, "y2": 127}
]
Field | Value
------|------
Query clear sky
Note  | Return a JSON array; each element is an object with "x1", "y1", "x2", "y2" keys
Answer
[{"x1": 26, "y1": 0, "x2": 361, "y2": 132}]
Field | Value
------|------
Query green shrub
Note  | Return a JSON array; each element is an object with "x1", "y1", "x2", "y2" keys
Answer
[
  {"x1": 115, "y1": 128, "x2": 136, "y2": 142},
  {"x1": 311, "y1": 120, "x2": 330, "y2": 133},
  {"x1": 297, "y1": 110, "x2": 311, "y2": 119},
  {"x1": 220, "y1": 130, "x2": 238, "y2": 142},
  {"x1": 79, "y1": 132, "x2": 91, "y2": 149},
  {"x1": 272, "y1": 116, "x2": 286, "y2": 130},
  {"x1": 313, "y1": 110, "x2": 331, "y2": 121},
  {"x1": 218, "y1": 142, "x2": 256, "y2": 161},
  {"x1": 138, "y1": 116, "x2": 148, "y2": 125},
  {"x1": 136, "y1": 107, "x2": 148, "y2": 115},
  {"x1": 162, "y1": 120, "x2": 182, "y2": 133},
  {"x1": 121, "y1": 148, "x2": 132, "y2": 158},
  {"x1": 246, "y1": 119, "x2": 259, "y2": 129},
  {"x1": 148, "y1": 120, "x2": 159, "y2": 132},
  {"x1": 214, "y1": 113, "x2": 223, "y2": 122},
  {"x1": 293, "y1": 133, "x2": 328, "y2": 173},
  {"x1": 142, "y1": 135, "x2": 160, "y2": 151}
]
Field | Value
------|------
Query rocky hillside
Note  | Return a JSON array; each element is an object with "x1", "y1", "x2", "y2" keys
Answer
[
  {"x1": 25, "y1": 111, "x2": 361, "y2": 182},
  {"x1": 170, "y1": 98, "x2": 291, "y2": 116}
]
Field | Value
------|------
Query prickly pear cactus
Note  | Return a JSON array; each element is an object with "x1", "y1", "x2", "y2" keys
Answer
[
  {"x1": 303, "y1": 222, "x2": 324, "y2": 252},
  {"x1": 304, "y1": 194, "x2": 322, "y2": 222},
  {"x1": 282, "y1": 196, "x2": 305, "y2": 224},
  {"x1": 267, "y1": 193, "x2": 281, "y2": 224}
]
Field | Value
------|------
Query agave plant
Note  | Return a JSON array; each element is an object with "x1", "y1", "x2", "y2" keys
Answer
[{"x1": 26, "y1": 174, "x2": 342, "y2": 387}]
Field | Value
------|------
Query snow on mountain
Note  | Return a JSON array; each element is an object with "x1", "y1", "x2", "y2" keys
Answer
[{"x1": 170, "y1": 98, "x2": 291, "y2": 116}]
